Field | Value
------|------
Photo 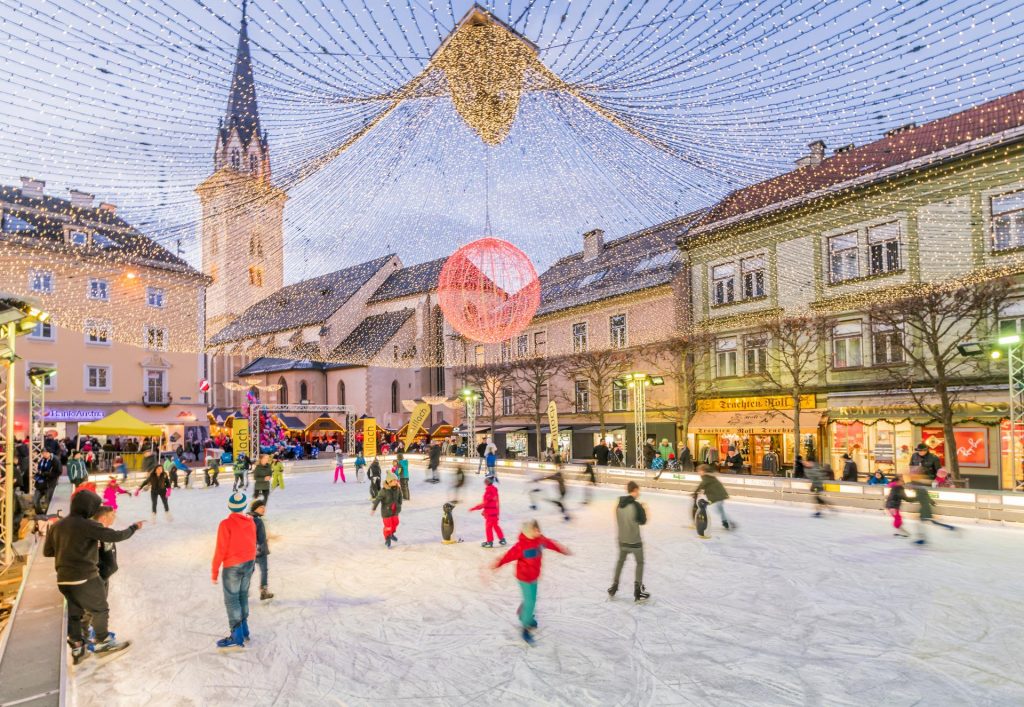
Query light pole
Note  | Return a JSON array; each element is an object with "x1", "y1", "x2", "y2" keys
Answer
[
  {"x1": 27, "y1": 367, "x2": 56, "y2": 494},
  {"x1": 616, "y1": 373, "x2": 664, "y2": 469},
  {"x1": 460, "y1": 388, "x2": 480, "y2": 457}
]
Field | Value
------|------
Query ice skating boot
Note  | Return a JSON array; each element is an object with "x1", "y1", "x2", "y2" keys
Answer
[
  {"x1": 260, "y1": 587, "x2": 274, "y2": 601},
  {"x1": 481, "y1": 541, "x2": 493, "y2": 548},
  {"x1": 391, "y1": 534, "x2": 398, "y2": 544},
  {"x1": 69, "y1": 639, "x2": 91, "y2": 666},
  {"x1": 521, "y1": 627, "x2": 535, "y2": 646},
  {"x1": 92, "y1": 636, "x2": 131, "y2": 657},
  {"x1": 242, "y1": 619, "x2": 251, "y2": 642},
  {"x1": 499, "y1": 538, "x2": 507, "y2": 546},
  {"x1": 607, "y1": 582, "x2": 618, "y2": 597},
  {"x1": 385, "y1": 536, "x2": 393, "y2": 548},
  {"x1": 634, "y1": 583, "x2": 650, "y2": 602},
  {"x1": 150, "y1": 512, "x2": 157, "y2": 523},
  {"x1": 216, "y1": 624, "x2": 245, "y2": 650},
  {"x1": 894, "y1": 528, "x2": 910, "y2": 537}
]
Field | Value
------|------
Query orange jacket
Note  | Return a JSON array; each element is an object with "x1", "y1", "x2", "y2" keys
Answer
[{"x1": 212, "y1": 512, "x2": 256, "y2": 581}]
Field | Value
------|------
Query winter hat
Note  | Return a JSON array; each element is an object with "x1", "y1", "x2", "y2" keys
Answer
[
  {"x1": 484, "y1": 476, "x2": 494, "y2": 485},
  {"x1": 385, "y1": 471, "x2": 398, "y2": 483},
  {"x1": 228, "y1": 492, "x2": 248, "y2": 513},
  {"x1": 841, "y1": 453, "x2": 851, "y2": 460},
  {"x1": 250, "y1": 498, "x2": 266, "y2": 513},
  {"x1": 915, "y1": 443, "x2": 929, "y2": 452}
]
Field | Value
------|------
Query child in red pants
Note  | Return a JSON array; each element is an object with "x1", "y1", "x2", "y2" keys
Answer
[
  {"x1": 333, "y1": 452, "x2": 346, "y2": 483},
  {"x1": 470, "y1": 477, "x2": 506, "y2": 548},
  {"x1": 370, "y1": 472, "x2": 403, "y2": 548},
  {"x1": 886, "y1": 477, "x2": 909, "y2": 537}
]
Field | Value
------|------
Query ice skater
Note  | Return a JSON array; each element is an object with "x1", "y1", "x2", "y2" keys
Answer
[
  {"x1": 212, "y1": 492, "x2": 257, "y2": 649},
  {"x1": 270, "y1": 455, "x2": 285, "y2": 491},
  {"x1": 492, "y1": 519, "x2": 571, "y2": 645},
  {"x1": 396, "y1": 452, "x2": 410, "y2": 500},
  {"x1": 692, "y1": 465, "x2": 733, "y2": 531},
  {"x1": 333, "y1": 454, "x2": 347, "y2": 483},
  {"x1": 68, "y1": 450, "x2": 89, "y2": 491},
  {"x1": 450, "y1": 465, "x2": 465, "y2": 505},
  {"x1": 906, "y1": 470, "x2": 956, "y2": 545},
  {"x1": 102, "y1": 476, "x2": 130, "y2": 510},
  {"x1": 608, "y1": 481, "x2": 649, "y2": 602},
  {"x1": 529, "y1": 468, "x2": 571, "y2": 521},
  {"x1": 136, "y1": 462, "x2": 172, "y2": 522},
  {"x1": 233, "y1": 453, "x2": 250, "y2": 492},
  {"x1": 485, "y1": 446, "x2": 498, "y2": 483},
  {"x1": 253, "y1": 454, "x2": 272, "y2": 502},
  {"x1": 886, "y1": 475, "x2": 909, "y2": 537},
  {"x1": 368, "y1": 458, "x2": 382, "y2": 499},
  {"x1": 371, "y1": 472, "x2": 403, "y2": 548},
  {"x1": 582, "y1": 462, "x2": 597, "y2": 505},
  {"x1": 249, "y1": 499, "x2": 274, "y2": 600},
  {"x1": 354, "y1": 452, "x2": 366, "y2": 483},
  {"x1": 805, "y1": 459, "x2": 832, "y2": 517},
  {"x1": 427, "y1": 440, "x2": 441, "y2": 483},
  {"x1": 470, "y1": 476, "x2": 506, "y2": 548}
]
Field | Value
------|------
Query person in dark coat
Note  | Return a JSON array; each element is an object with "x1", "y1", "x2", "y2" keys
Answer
[
  {"x1": 677, "y1": 443, "x2": 694, "y2": 472},
  {"x1": 249, "y1": 499, "x2": 274, "y2": 600},
  {"x1": 252, "y1": 454, "x2": 272, "y2": 502},
  {"x1": 367, "y1": 458, "x2": 382, "y2": 499},
  {"x1": 910, "y1": 444, "x2": 942, "y2": 479},
  {"x1": 609, "y1": 481, "x2": 649, "y2": 602},
  {"x1": 725, "y1": 447, "x2": 744, "y2": 473},
  {"x1": 15, "y1": 439, "x2": 29, "y2": 493},
  {"x1": 593, "y1": 440, "x2": 610, "y2": 467},
  {"x1": 33, "y1": 450, "x2": 59, "y2": 514},
  {"x1": 427, "y1": 441, "x2": 442, "y2": 483},
  {"x1": 841, "y1": 453, "x2": 859, "y2": 482},
  {"x1": 137, "y1": 466, "x2": 172, "y2": 520},
  {"x1": 693, "y1": 466, "x2": 733, "y2": 530},
  {"x1": 371, "y1": 473, "x2": 403, "y2": 548},
  {"x1": 642, "y1": 440, "x2": 656, "y2": 469}
]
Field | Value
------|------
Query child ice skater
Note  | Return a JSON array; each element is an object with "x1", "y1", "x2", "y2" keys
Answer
[
  {"x1": 470, "y1": 477, "x2": 506, "y2": 548},
  {"x1": 886, "y1": 475, "x2": 909, "y2": 537},
  {"x1": 333, "y1": 452, "x2": 347, "y2": 483},
  {"x1": 493, "y1": 519, "x2": 570, "y2": 645},
  {"x1": 270, "y1": 455, "x2": 285, "y2": 491},
  {"x1": 102, "y1": 476, "x2": 130, "y2": 510},
  {"x1": 371, "y1": 472, "x2": 403, "y2": 548},
  {"x1": 368, "y1": 458, "x2": 382, "y2": 499},
  {"x1": 354, "y1": 452, "x2": 366, "y2": 483}
]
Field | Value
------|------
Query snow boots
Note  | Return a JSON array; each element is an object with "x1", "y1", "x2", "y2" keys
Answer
[{"x1": 634, "y1": 583, "x2": 650, "y2": 602}]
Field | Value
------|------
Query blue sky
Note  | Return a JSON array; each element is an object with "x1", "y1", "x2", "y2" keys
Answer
[{"x1": 1, "y1": 0, "x2": 1021, "y2": 278}]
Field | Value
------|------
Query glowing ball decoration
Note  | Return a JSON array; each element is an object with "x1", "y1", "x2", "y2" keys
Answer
[{"x1": 438, "y1": 237, "x2": 541, "y2": 344}]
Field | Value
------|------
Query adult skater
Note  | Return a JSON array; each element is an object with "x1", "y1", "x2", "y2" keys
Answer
[
  {"x1": 249, "y1": 499, "x2": 274, "y2": 600},
  {"x1": 609, "y1": 481, "x2": 649, "y2": 602},
  {"x1": 692, "y1": 465, "x2": 733, "y2": 530},
  {"x1": 140, "y1": 448, "x2": 158, "y2": 487},
  {"x1": 492, "y1": 519, "x2": 571, "y2": 645},
  {"x1": 270, "y1": 454, "x2": 285, "y2": 491},
  {"x1": 906, "y1": 471, "x2": 956, "y2": 544},
  {"x1": 212, "y1": 492, "x2": 257, "y2": 649},
  {"x1": 253, "y1": 454, "x2": 273, "y2": 502},
  {"x1": 529, "y1": 467, "x2": 571, "y2": 521},
  {"x1": 805, "y1": 459, "x2": 831, "y2": 517},
  {"x1": 476, "y1": 439, "x2": 488, "y2": 473},
  {"x1": 371, "y1": 472, "x2": 403, "y2": 548},
  {"x1": 396, "y1": 452, "x2": 410, "y2": 500},
  {"x1": 428, "y1": 440, "x2": 442, "y2": 483},
  {"x1": 368, "y1": 458, "x2": 382, "y2": 499},
  {"x1": 582, "y1": 463, "x2": 597, "y2": 505},
  {"x1": 67, "y1": 450, "x2": 89, "y2": 491},
  {"x1": 43, "y1": 489, "x2": 143, "y2": 663},
  {"x1": 470, "y1": 476, "x2": 506, "y2": 548},
  {"x1": 136, "y1": 462, "x2": 172, "y2": 522},
  {"x1": 450, "y1": 463, "x2": 466, "y2": 505}
]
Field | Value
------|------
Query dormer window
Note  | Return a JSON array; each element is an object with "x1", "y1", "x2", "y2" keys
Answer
[
  {"x1": 69, "y1": 230, "x2": 89, "y2": 247},
  {"x1": 2, "y1": 212, "x2": 34, "y2": 233},
  {"x1": 231, "y1": 148, "x2": 241, "y2": 169}
]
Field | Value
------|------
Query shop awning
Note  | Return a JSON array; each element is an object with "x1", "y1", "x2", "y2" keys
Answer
[
  {"x1": 305, "y1": 416, "x2": 345, "y2": 433},
  {"x1": 79, "y1": 410, "x2": 162, "y2": 437},
  {"x1": 495, "y1": 426, "x2": 527, "y2": 433},
  {"x1": 689, "y1": 409, "x2": 826, "y2": 435},
  {"x1": 276, "y1": 415, "x2": 305, "y2": 430},
  {"x1": 209, "y1": 408, "x2": 240, "y2": 424},
  {"x1": 573, "y1": 425, "x2": 624, "y2": 433},
  {"x1": 430, "y1": 421, "x2": 453, "y2": 439}
]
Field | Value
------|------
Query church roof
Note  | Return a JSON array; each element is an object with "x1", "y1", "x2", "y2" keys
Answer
[
  {"x1": 330, "y1": 308, "x2": 416, "y2": 361},
  {"x1": 368, "y1": 257, "x2": 447, "y2": 303},
  {"x1": 219, "y1": 1, "x2": 265, "y2": 149}
]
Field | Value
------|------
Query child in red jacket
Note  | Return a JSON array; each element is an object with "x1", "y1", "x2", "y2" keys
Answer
[
  {"x1": 470, "y1": 477, "x2": 506, "y2": 548},
  {"x1": 493, "y1": 519, "x2": 570, "y2": 645}
]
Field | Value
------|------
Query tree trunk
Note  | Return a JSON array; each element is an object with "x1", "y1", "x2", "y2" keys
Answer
[
  {"x1": 937, "y1": 384, "x2": 960, "y2": 480},
  {"x1": 792, "y1": 391, "x2": 802, "y2": 475}
]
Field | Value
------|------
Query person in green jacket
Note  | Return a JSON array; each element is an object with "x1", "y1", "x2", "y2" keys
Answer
[
  {"x1": 371, "y1": 472, "x2": 403, "y2": 548},
  {"x1": 270, "y1": 455, "x2": 285, "y2": 490},
  {"x1": 253, "y1": 454, "x2": 273, "y2": 502},
  {"x1": 658, "y1": 439, "x2": 674, "y2": 464},
  {"x1": 67, "y1": 450, "x2": 89, "y2": 490},
  {"x1": 693, "y1": 465, "x2": 734, "y2": 530},
  {"x1": 396, "y1": 452, "x2": 410, "y2": 501}
]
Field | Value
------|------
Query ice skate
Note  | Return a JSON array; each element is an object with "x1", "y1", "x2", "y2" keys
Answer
[
  {"x1": 894, "y1": 528, "x2": 910, "y2": 537},
  {"x1": 391, "y1": 534, "x2": 398, "y2": 544},
  {"x1": 260, "y1": 587, "x2": 274, "y2": 600},
  {"x1": 481, "y1": 541, "x2": 493, "y2": 548},
  {"x1": 69, "y1": 640, "x2": 91, "y2": 666},
  {"x1": 607, "y1": 582, "x2": 618, "y2": 597},
  {"x1": 92, "y1": 636, "x2": 131, "y2": 658},
  {"x1": 385, "y1": 536, "x2": 393, "y2": 548},
  {"x1": 216, "y1": 625, "x2": 245, "y2": 650},
  {"x1": 499, "y1": 538, "x2": 507, "y2": 546},
  {"x1": 634, "y1": 583, "x2": 650, "y2": 602},
  {"x1": 521, "y1": 627, "x2": 535, "y2": 645},
  {"x1": 242, "y1": 619, "x2": 251, "y2": 642}
]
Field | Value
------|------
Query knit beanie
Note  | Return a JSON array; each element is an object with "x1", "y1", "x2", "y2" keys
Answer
[
  {"x1": 228, "y1": 492, "x2": 248, "y2": 513},
  {"x1": 385, "y1": 471, "x2": 398, "y2": 483}
]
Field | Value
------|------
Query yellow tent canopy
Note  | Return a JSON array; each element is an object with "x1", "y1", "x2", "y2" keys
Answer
[{"x1": 79, "y1": 410, "x2": 162, "y2": 437}]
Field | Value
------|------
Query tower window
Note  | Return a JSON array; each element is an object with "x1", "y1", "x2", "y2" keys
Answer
[
  {"x1": 231, "y1": 148, "x2": 241, "y2": 170},
  {"x1": 249, "y1": 154, "x2": 259, "y2": 174},
  {"x1": 249, "y1": 235, "x2": 263, "y2": 258},
  {"x1": 249, "y1": 266, "x2": 264, "y2": 287}
]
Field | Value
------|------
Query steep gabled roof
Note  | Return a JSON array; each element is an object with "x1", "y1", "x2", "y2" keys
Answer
[
  {"x1": 220, "y1": 0, "x2": 265, "y2": 149},
  {"x1": 368, "y1": 257, "x2": 447, "y2": 303},
  {"x1": 236, "y1": 357, "x2": 355, "y2": 375},
  {"x1": 330, "y1": 308, "x2": 415, "y2": 361},
  {"x1": 209, "y1": 254, "x2": 395, "y2": 344},
  {"x1": 690, "y1": 89, "x2": 1024, "y2": 238}
]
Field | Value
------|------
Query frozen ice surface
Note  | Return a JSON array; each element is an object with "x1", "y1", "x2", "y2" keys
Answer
[{"x1": 74, "y1": 468, "x2": 1024, "y2": 706}]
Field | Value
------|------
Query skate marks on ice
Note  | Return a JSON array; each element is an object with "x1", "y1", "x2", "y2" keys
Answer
[{"x1": 73, "y1": 471, "x2": 1024, "y2": 705}]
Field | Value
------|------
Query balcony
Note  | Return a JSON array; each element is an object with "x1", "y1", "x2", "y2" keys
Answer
[{"x1": 142, "y1": 392, "x2": 173, "y2": 407}]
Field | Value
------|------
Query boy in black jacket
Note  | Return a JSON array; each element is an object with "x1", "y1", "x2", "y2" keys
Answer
[
  {"x1": 43, "y1": 490, "x2": 143, "y2": 663},
  {"x1": 249, "y1": 499, "x2": 274, "y2": 600}
]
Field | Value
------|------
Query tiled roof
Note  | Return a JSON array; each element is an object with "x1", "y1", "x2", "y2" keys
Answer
[
  {"x1": 236, "y1": 357, "x2": 355, "y2": 375},
  {"x1": 368, "y1": 257, "x2": 447, "y2": 303},
  {"x1": 210, "y1": 255, "x2": 395, "y2": 344},
  {"x1": 0, "y1": 185, "x2": 202, "y2": 276},
  {"x1": 330, "y1": 308, "x2": 415, "y2": 361},
  {"x1": 690, "y1": 89, "x2": 1024, "y2": 237},
  {"x1": 535, "y1": 213, "x2": 703, "y2": 317}
]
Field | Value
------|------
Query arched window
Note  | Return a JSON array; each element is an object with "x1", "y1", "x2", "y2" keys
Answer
[
  {"x1": 337, "y1": 380, "x2": 346, "y2": 406},
  {"x1": 391, "y1": 380, "x2": 399, "y2": 414},
  {"x1": 249, "y1": 153, "x2": 259, "y2": 174},
  {"x1": 278, "y1": 377, "x2": 288, "y2": 404},
  {"x1": 299, "y1": 380, "x2": 309, "y2": 403},
  {"x1": 230, "y1": 148, "x2": 241, "y2": 169}
]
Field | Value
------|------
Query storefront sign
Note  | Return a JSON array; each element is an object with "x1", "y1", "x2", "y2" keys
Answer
[
  {"x1": 834, "y1": 400, "x2": 1008, "y2": 419},
  {"x1": 232, "y1": 418, "x2": 250, "y2": 462},
  {"x1": 404, "y1": 403, "x2": 431, "y2": 448},
  {"x1": 697, "y1": 395, "x2": 815, "y2": 412},
  {"x1": 43, "y1": 408, "x2": 105, "y2": 422},
  {"x1": 921, "y1": 427, "x2": 990, "y2": 468},
  {"x1": 364, "y1": 418, "x2": 377, "y2": 456}
]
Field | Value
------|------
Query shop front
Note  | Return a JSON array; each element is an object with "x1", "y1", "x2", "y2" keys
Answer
[
  {"x1": 689, "y1": 395, "x2": 824, "y2": 474},
  {"x1": 827, "y1": 391, "x2": 1007, "y2": 489}
]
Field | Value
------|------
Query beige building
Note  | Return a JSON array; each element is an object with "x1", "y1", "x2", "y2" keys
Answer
[{"x1": 0, "y1": 178, "x2": 210, "y2": 443}]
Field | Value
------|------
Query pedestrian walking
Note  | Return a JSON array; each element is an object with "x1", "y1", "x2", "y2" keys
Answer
[
  {"x1": 212, "y1": 492, "x2": 257, "y2": 649},
  {"x1": 608, "y1": 481, "x2": 649, "y2": 602}
]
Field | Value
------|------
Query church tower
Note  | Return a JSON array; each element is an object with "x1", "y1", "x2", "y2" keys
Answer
[{"x1": 197, "y1": 0, "x2": 286, "y2": 337}]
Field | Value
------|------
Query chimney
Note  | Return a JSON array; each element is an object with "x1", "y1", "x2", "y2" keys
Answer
[
  {"x1": 833, "y1": 144, "x2": 855, "y2": 155},
  {"x1": 69, "y1": 189, "x2": 95, "y2": 209},
  {"x1": 795, "y1": 140, "x2": 827, "y2": 168},
  {"x1": 19, "y1": 177, "x2": 45, "y2": 198},
  {"x1": 582, "y1": 229, "x2": 605, "y2": 262},
  {"x1": 98, "y1": 202, "x2": 117, "y2": 215},
  {"x1": 885, "y1": 122, "x2": 918, "y2": 138}
]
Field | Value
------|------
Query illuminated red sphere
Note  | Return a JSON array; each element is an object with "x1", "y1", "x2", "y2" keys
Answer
[{"x1": 438, "y1": 237, "x2": 541, "y2": 344}]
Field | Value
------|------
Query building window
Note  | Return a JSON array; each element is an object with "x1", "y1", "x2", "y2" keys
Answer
[
  {"x1": 277, "y1": 378, "x2": 288, "y2": 404},
  {"x1": 144, "y1": 325, "x2": 167, "y2": 351},
  {"x1": 26, "y1": 364, "x2": 56, "y2": 390},
  {"x1": 712, "y1": 263, "x2": 735, "y2": 305},
  {"x1": 872, "y1": 323, "x2": 904, "y2": 365},
  {"x1": 500, "y1": 340, "x2": 512, "y2": 363},
  {"x1": 2, "y1": 212, "x2": 34, "y2": 233},
  {"x1": 828, "y1": 233, "x2": 859, "y2": 283},
  {"x1": 249, "y1": 266, "x2": 264, "y2": 287},
  {"x1": 145, "y1": 370, "x2": 166, "y2": 402},
  {"x1": 502, "y1": 386, "x2": 514, "y2": 416},
  {"x1": 249, "y1": 154, "x2": 259, "y2": 174},
  {"x1": 573, "y1": 322, "x2": 588, "y2": 353},
  {"x1": 391, "y1": 380, "x2": 399, "y2": 414},
  {"x1": 744, "y1": 333, "x2": 768, "y2": 375},
  {"x1": 28, "y1": 321, "x2": 54, "y2": 341},
  {"x1": 992, "y1": 190, "x2": 1024, "y2": 251},
  {"x1": 86, "y1": 365, "x2": 110, "y2": 391},
  {"x1": 612, "y1": 384, "x2": 629, "y2": 411},
  {"x1": 534, "y1": 331, "x2": 546, "y2": 356},
  {"x1": 299, "y1": 381, "x2": 309, "y2": 403},
  {"x1": 69, "y1": 230, "x2": 89, "y2": 247},
  {"x1": 85, "y1": 319, "x2": 112, "y2": 346},
  {"x1": 516, "y1": 334, "x2": 528, "y2": 358},
  {"x1": 29, "y1": 269, "x2": 54, "y2": 294},
  {"x1": 716, "y1": 337, "x2": 737, "y2": 377},
  {"x1": 474, "y1": 345, "x2": 485, "y2": 365},
  {"x1": 337, "y1": 380, "x2": 346, "y2": 405},
  {"x1": 393, "y1": 345, "x2": 399, "y2": 362},
  {"x1": 610, "y1": 314, "x2": 627, "y2": 349},
  {"x1": 741, "y1": 256, "x2": 766, "y2": 299},
  {"x1": 231, "y1": 148, "x2": 241, "y2": 169},
  {"x1": 833, "y1": 321, "x2": 863, "y2": 369},
  {"x1": 868, "y1": 222, "x2": 901, "y2": 275},
  {"x1": 574, "y1": 380, "x2": 590, "y2": 413},
  {"x1": 249, "y1": 235, "x2": 263, "y2": 258},
  {"x1": 147, "y1": 287, "x2": 165, "y2": 308},
  {"x1": 88, "y1": 278, "x2": 109, "y2": 301}
]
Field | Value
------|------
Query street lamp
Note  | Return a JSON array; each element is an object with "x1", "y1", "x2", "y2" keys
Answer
[
  {"x1": 615, "y1": 373, "x2": 665, "y2": 470},
  {"x1": 459, "y1": 388, "x2": 480, "y2": 457}
]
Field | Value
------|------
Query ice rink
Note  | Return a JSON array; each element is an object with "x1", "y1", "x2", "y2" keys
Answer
[{"x1": 74, "y1": 466, "x2": 1024, "y2": 706}]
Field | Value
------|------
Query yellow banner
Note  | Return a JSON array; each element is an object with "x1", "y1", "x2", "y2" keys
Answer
[
  {"x1": 232, "y1": 418, "x2": 250, "y2": 463},
  {"x1": 363, "y1": 418, "x2": 377, "y2": 457},
  {"x1": 547, "y1": 401, "x2": 559, "y2": 452},
  {"x1": 404, "y1": 403, "x2": 431, "y2": 448},
  {"x1": 697, "y1": 394, "x2": 816, "y2": 413}
]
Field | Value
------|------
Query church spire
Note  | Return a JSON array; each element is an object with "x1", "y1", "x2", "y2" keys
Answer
[{"x1": 223, "y1": 0, "x2": 264, "y2": 148}]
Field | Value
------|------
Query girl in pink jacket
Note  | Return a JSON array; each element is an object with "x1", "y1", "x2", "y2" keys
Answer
[{"x1": 103, "y1": 476, "x2": 130, "y2": 510}]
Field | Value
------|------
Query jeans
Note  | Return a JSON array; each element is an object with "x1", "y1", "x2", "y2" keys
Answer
[
  {"x1": 255, "y1": 554, "x2": 268, "y2": 588},
  {"x1": 60, "y1": 576, "x2": 109, "y2": 644},
  {"x1": 612, "y1": 544, "x2": 645, "y2": 585},
  {"x1": 517, "y1": 580, "x2": 538, "y2": 628},
  {"x1": 713, "y1": 501, "x2": 730, "y2": 526},
  {"x1": 221, "y1": 560, "x2": 254, "y2": 630},
  {"x1": 400, "y1": 478, "x2": 410, "y2": 500}
]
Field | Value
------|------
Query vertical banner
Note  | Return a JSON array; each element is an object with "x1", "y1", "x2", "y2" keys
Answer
[
  {"x1": 232, "y1": 418, "x2": 250, "y2": 463},
  {"x1": 547, "y1": 401, "x2": 559, "y2": 454},
  {"x1": 404, "y1": 403, "x2": 431, "y2": 448},
  {"x1": 364, "y1": 418, "x2": 378, "y2": 457}
]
